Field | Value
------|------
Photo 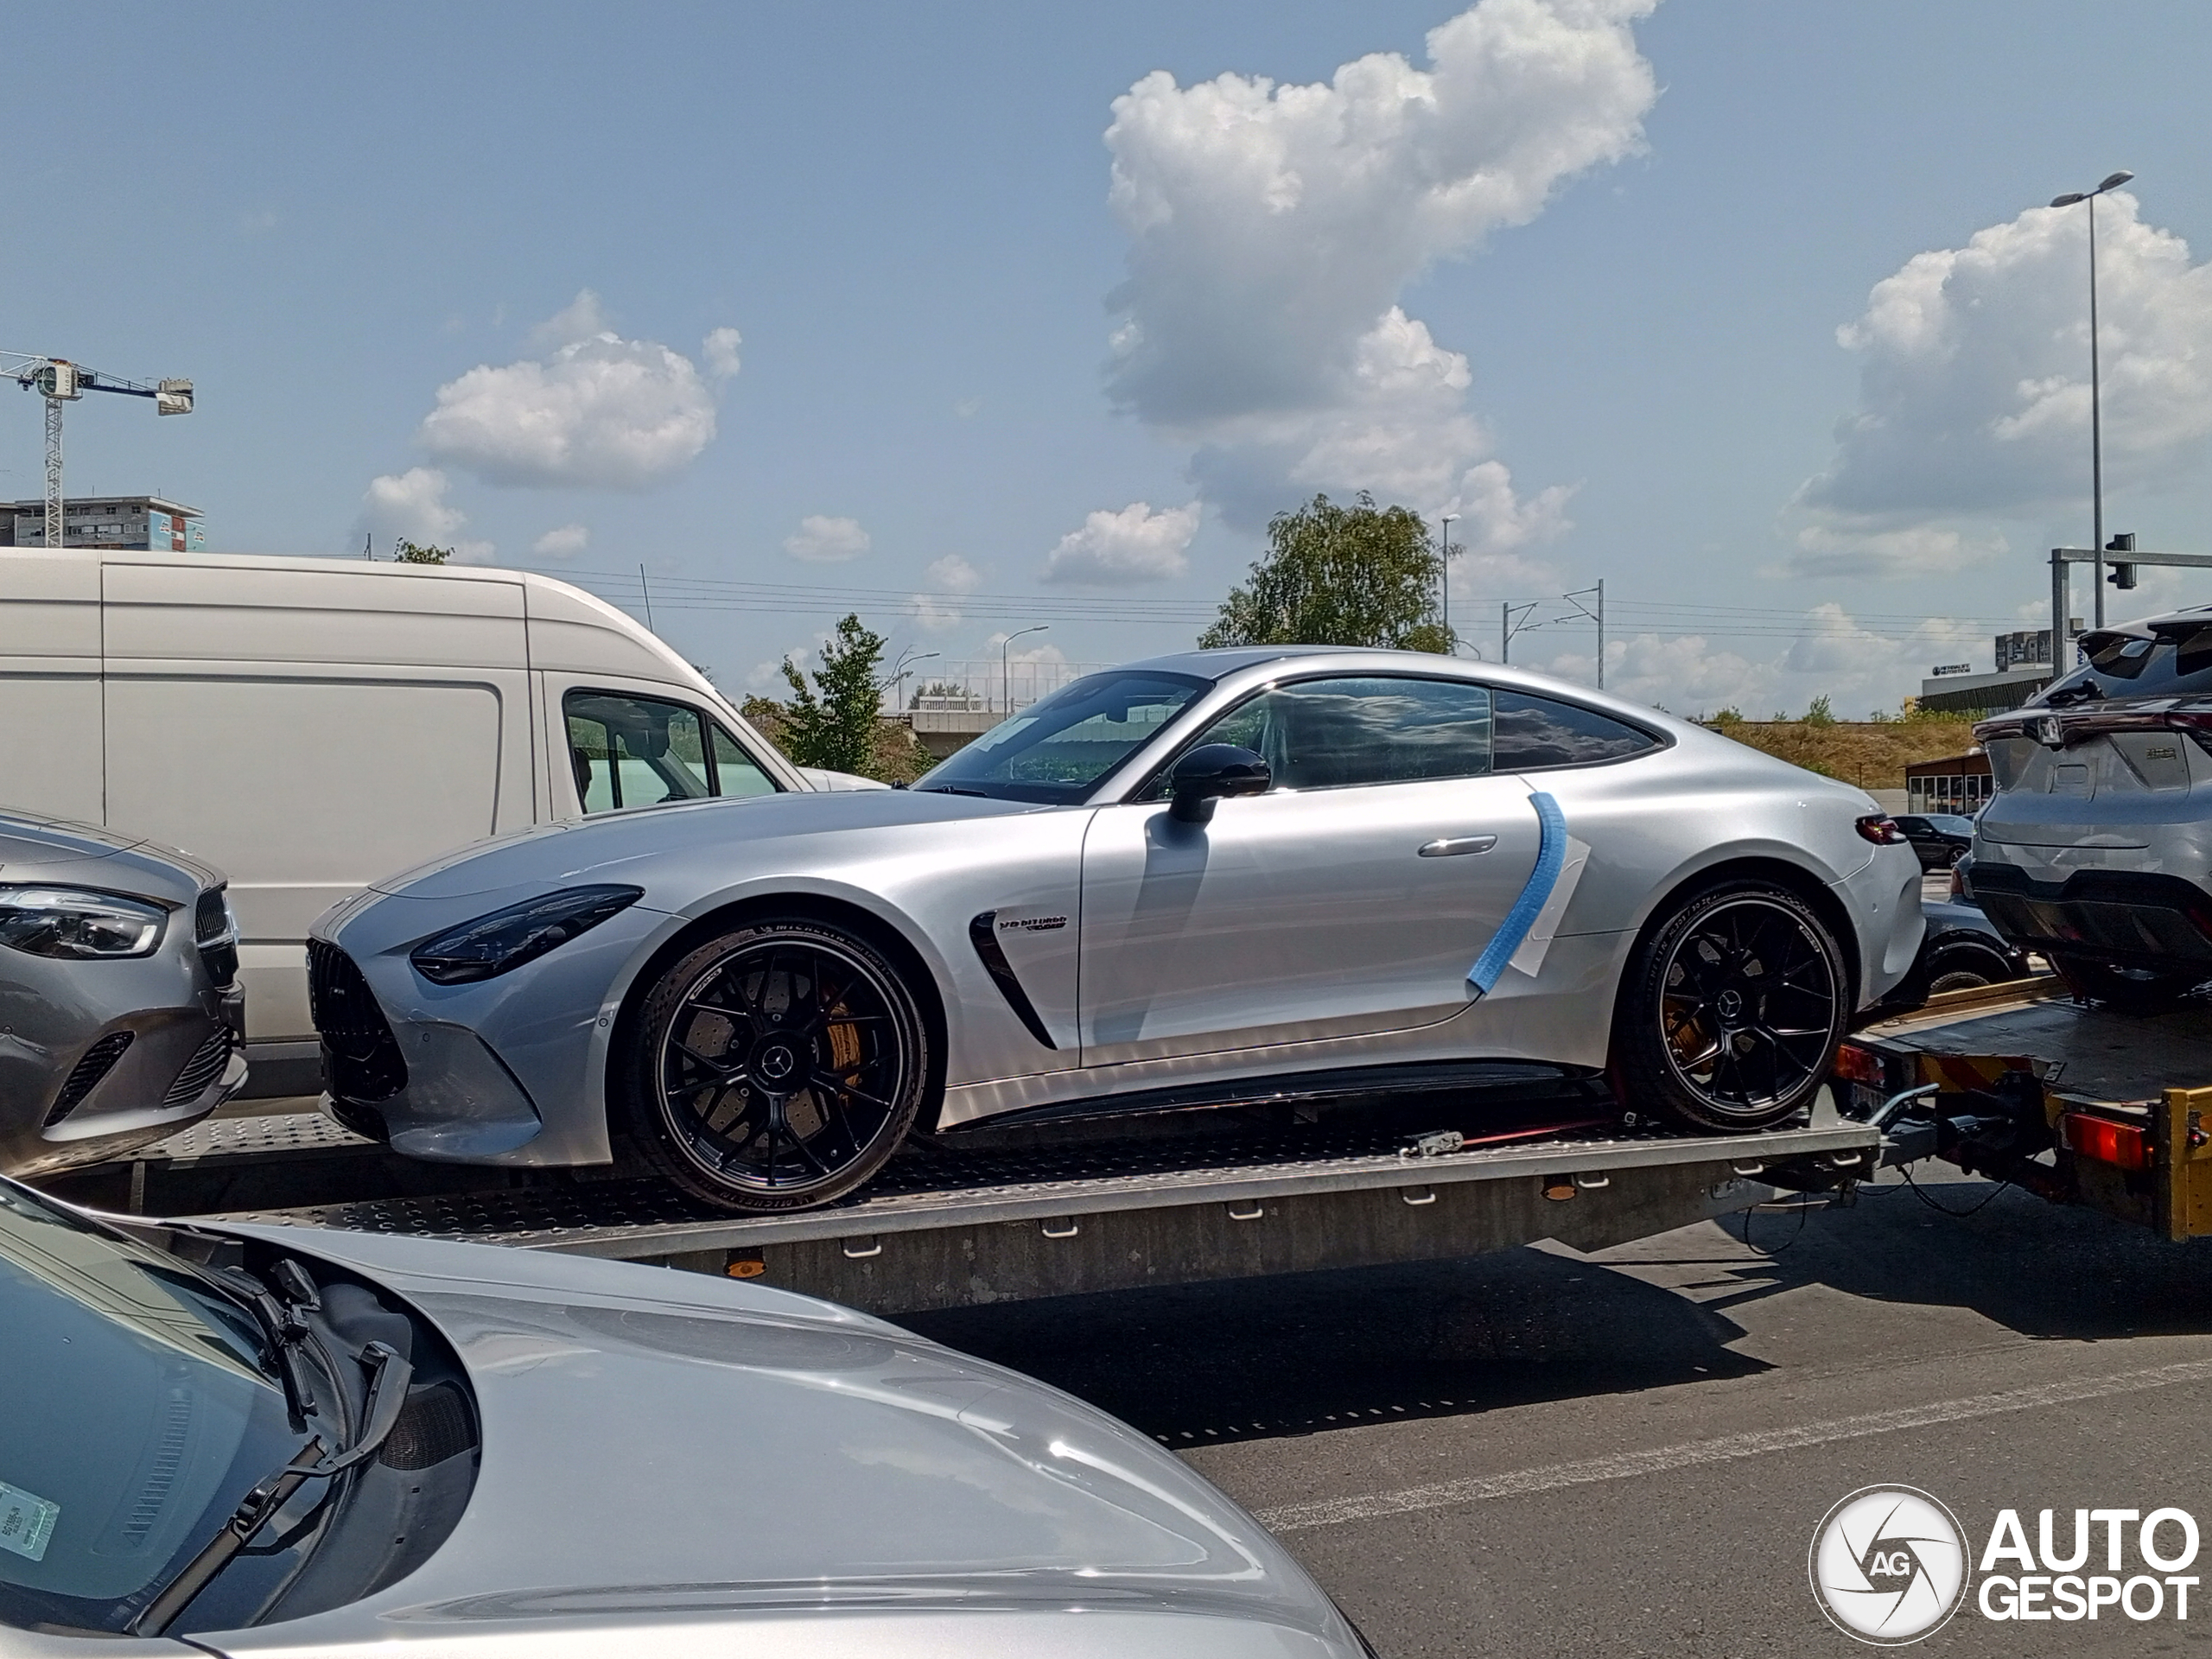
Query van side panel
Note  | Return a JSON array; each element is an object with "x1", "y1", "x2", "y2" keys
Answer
[
  {"x1": 0, "y1": 553, "x2": 104, "y2": 823},
  {"x1": 104, "y1": 560, "x2": 529, "y2": 669},
  {"x1": 101, "y1": 561, "x2": 534, "y2": 1052}
]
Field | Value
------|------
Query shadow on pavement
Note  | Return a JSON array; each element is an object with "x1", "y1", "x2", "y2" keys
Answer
[
  {"x1": 1654, "y1": 1170, "x2": 2212, "y2": 1342},
  {"x1": 899, "y1": 1243, "x2": 1770, "y2": 1445},
  {"x1": 905, "y1": 1169, "x2": 2212, "y2": 1447}
]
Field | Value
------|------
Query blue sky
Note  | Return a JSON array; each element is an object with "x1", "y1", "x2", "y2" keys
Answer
[{"x1": 9, "y1": 1, "x2": 2212, "y2": 716}]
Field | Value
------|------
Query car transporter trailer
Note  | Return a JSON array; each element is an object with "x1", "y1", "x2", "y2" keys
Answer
[
  {"x1": 41, "y1": 1084, "x2": 1880, "y2": 1319},
  {"x1": 47, "y1": 970, "x2": 2212, "y2": 1314}
]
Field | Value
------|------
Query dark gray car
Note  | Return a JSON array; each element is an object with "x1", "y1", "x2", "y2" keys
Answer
[{"x1": 0, "y1": 810, "x2": 245, "y2": 1175}]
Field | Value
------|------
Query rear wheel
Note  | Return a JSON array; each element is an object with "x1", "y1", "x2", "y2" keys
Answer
[
  {"x1": 618, "y1": 918, "x2": 930, "y2": 1212},
  {"x1": 1612, "y1": 882, "x2": 1847, "y2": 1133},
  {"x1": 2049, "y1": 951, "x2": 2203, "y2": 1014}
]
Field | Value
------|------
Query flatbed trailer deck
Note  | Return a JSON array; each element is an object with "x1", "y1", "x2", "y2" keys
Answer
[
  {"x1": 1840, "y1": 975, "x2": 2212, "y2": 1241},
  {"x1": 40, "y1": 1100, "x2": 1880, "y2": 1316}
]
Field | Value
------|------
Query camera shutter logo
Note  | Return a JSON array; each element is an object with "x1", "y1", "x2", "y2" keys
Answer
[{"x1": 1809, "y1": 1486, "x2": 1971, "y2": 1644}]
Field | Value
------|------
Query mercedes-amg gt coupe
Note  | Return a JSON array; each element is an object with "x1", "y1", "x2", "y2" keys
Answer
[{"x1": 309, "y1": 648, "x2": 1924, "y2": 1212}]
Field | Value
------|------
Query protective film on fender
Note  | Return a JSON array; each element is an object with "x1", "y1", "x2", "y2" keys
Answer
[{"x1": 1468, "y1": 791, "x2": 1568, "y2": 995}]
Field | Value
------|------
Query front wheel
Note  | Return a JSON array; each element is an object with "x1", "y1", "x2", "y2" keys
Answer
[
  {"x1": 1612, "y1": 882, "x2": 1847, "y2": 1133},
  {"x1": 2049, "y1": 951, "x2": 2203, "y2": 1014},
  {"x1": 617, "y1": 918, "x2": 931, "y2": 1212}
]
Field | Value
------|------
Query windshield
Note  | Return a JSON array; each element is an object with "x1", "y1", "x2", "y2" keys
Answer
[
  {"x1": 915, "y1": 671, "x2": 1208, "y2": 803},
  {"x1": 0, "y1": 1183, "x2": 308, "y2": 1635}
]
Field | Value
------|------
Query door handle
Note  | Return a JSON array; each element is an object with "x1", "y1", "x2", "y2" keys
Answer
[{"x1": 1418, "y1": 836, "x2": 1496, "y2": 857}]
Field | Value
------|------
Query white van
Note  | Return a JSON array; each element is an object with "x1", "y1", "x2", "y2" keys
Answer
[{"x1": 0, "y1": 549, "x2": 823, "y2": 1096}]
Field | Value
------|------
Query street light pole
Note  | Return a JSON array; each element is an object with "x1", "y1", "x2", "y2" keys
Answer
[
  {"x1": 1439, "y1": 514, "x2": 1458, "y2": 651},
  {"x1": 2049, "y1": 170, "x2": 2134, "y2": 629},
  {"x1": 1001, "y1": 625, "x2": 1047, "y2": 715}
]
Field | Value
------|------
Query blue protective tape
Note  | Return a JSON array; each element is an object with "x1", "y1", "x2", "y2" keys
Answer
[{"x1": 1467, "y1": 790, "x2": 1567, "y2": 995}]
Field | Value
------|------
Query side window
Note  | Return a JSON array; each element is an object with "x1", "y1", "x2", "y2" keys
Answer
[
  {"x1": 1491, "y1": 689, "x2": 1659, "y2": 771},
  {"x1": 563, "y1": 691, "x2": 716, "y2": 813},
  {"x1": 710, "y1": 722, "x2": 778, "y2": 798},
  {"x1": 1185, "y1": 677, "x2": 1494, "y2": 791}
]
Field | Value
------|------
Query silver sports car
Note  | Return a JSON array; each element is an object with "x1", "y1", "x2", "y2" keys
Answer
[
  {"x1": 0, "y1": 810, "x2": 246, "y2": 1176},
  {"x1": 0, "y1": 1172, "x2": 1369, "y2": 1656},
  {"x1": 310, "y1": 648, "x2": 1923, "y2": 1212}
]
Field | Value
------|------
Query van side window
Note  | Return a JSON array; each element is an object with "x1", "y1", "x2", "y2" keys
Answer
[
  {"x1": 563, "y1": 690, "x2": 785, "y2": 812},
  {"x1": 709, "y1": 722, "x2": 777, "y2": 798}
]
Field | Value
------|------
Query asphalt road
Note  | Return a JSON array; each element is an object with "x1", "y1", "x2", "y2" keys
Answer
[{"x1": 905, "y1": 1166, "x2": 2212, "y2": 1657}]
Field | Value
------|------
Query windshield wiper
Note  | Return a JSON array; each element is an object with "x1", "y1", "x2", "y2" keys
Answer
[
  {"x1": 128, "y1": 1340, "x2": 413, "y2": 1637},
  {"x1": 918, "y1": 784, "x2": 988, "y2": 797}
]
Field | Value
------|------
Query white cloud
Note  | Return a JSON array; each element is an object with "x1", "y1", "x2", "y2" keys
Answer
[
  {"x1": 532, "y1": 523, "x2": 589, "y2": 559},
  {"x1": 1103, "y1": 0, "x2": 1655, "y2": 535},
  {"x1": 702, "y1": 327, "x2": 743, "y2": 381},
  {"x1": 1792, "y1": 193, "x2": 2212, "y2": 575},
  {"x1": 906, "y1": 554, "x2": 984, "y2": 631},
  {"x1": 532, "y1": 289, "x2": 613, "y2": 349},
  {"x1": 418, "y1": 290, "x2": 721, "y2": 489},
  {"x1": 785, "y1": 514, "x2": 871, "y2": 563},
  {"x1": 359, "y1": 467, "x2": 494, "y2": 563},
  {"x1": 923, "y1": 554, "x2": 982, "y2": 592},
  {"x1": 1042, "y1": 500, "x2": 1201, "y2": 586}
]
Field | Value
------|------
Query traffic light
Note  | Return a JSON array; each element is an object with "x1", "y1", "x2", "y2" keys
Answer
[{"x1": 2107, "y1": 531, "x2": 2138, "y2": 589}]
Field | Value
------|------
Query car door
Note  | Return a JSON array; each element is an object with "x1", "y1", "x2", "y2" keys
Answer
[{"x1": 1077, "y1": 673, "x2": 1544, "y2": 1065}]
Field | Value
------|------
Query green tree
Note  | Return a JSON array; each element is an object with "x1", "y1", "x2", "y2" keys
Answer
[
  {"x1": 1199, "y1": 492, "x2": 1450, "y2": 652},
  {"x1": 779, "y1": 613, "x2": 888, "y2": 773},
  {"x1": 393, "y1": 539, "x2": 451, "y2": 564},
  {"x1": 1803, "y1": 694, "x2": 1836, "y2": 728}
]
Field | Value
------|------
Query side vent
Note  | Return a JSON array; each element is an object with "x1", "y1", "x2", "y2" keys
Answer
[
  {"x1": 47, "y1": 1031, "x2": 134, "y2": 1126},
  {"x1": 968, "y1": 912, "x2": 1057, "y2": 1050}
]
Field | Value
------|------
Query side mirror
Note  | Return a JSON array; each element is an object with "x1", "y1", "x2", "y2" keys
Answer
[{"x1": 1169, "y1": 744, "x2": 1271, "y2": 823}]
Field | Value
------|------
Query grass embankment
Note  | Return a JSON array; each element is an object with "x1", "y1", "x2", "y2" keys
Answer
[{"x1": 1704, "y1": 717, "x2": 1980, "y2": 791}]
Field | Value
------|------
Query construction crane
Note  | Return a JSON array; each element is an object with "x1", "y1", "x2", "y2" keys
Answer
[{"x1": 1, "y1": 352, "x2": 193, "y2": 551}]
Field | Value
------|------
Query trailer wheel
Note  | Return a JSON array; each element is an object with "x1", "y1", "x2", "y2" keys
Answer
[
  {"x1": 1613, "y1": 882, "x2": 1847, "y2": 1133},
  {"x1": 618, "y1": 918, "x2": 930, "y2": 1212},
  {"x1": 2049, "y1": 951, "x2": 2202, "y2": 1014}
]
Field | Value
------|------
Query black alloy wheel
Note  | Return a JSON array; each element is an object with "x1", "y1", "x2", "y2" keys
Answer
[
  {"x1": 620, "y1": 918, "x2": 930, "y2": 1212},
  {"x1": 1613, "y1": 883, "x2": 1847, "y2": 1132}
]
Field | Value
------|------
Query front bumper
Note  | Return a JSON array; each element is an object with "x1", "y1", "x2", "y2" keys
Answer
[
  {"x1": 313, "y1": 894, "x2": 674, "y2": 1167},
  {"x1": 1, "y1": 957, "x2": 247, "y2": 1179}
]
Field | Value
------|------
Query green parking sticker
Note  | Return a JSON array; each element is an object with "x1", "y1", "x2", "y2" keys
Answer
[{"x1": 0, "y1": 1479, "x2": 58, "y2": 1562}]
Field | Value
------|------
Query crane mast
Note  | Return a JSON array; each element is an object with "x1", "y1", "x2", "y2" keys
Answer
[{"x1": 3, "y1": 352, "x2": 193, "y2": 549}]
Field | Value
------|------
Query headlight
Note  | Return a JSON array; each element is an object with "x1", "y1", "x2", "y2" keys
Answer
[
  {"x1": 0, "y1": 887, "x2": 168, "y2": 959},
  {"x1": 410, "y1": 885, "x2": 643, "y2": 985}
]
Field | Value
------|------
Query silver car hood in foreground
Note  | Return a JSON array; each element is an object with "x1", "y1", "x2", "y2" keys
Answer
[{"x1": 193, "y1": 1226, "x2": 1358, "y2": 1659}]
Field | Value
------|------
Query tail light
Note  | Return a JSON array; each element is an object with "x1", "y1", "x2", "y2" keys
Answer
[
  {"x1": 1856, "y1": 814, "x2": 1908, "y2": 846},
  {"x1": 1979, "y1": 703, "x2": 2212, "y2": 758},
  {"x1": 1833, "y1": 1044, "x2": 1885, "y2": 1087},
  {"x1": 2060, "y1": 1111, "x2": 2153, "y2": 1172}
]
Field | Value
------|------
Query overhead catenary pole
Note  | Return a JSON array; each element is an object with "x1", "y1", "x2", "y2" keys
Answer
[
  {"x1": 639, "y1": 563, "x2": 656, "y2": 633},
  {"x1": 1439, "y1": 514, "x2": 1458, "y2": 651},
  {"x1": 1561, "y1": 580, "x2": 1606, "y2": 690}
]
